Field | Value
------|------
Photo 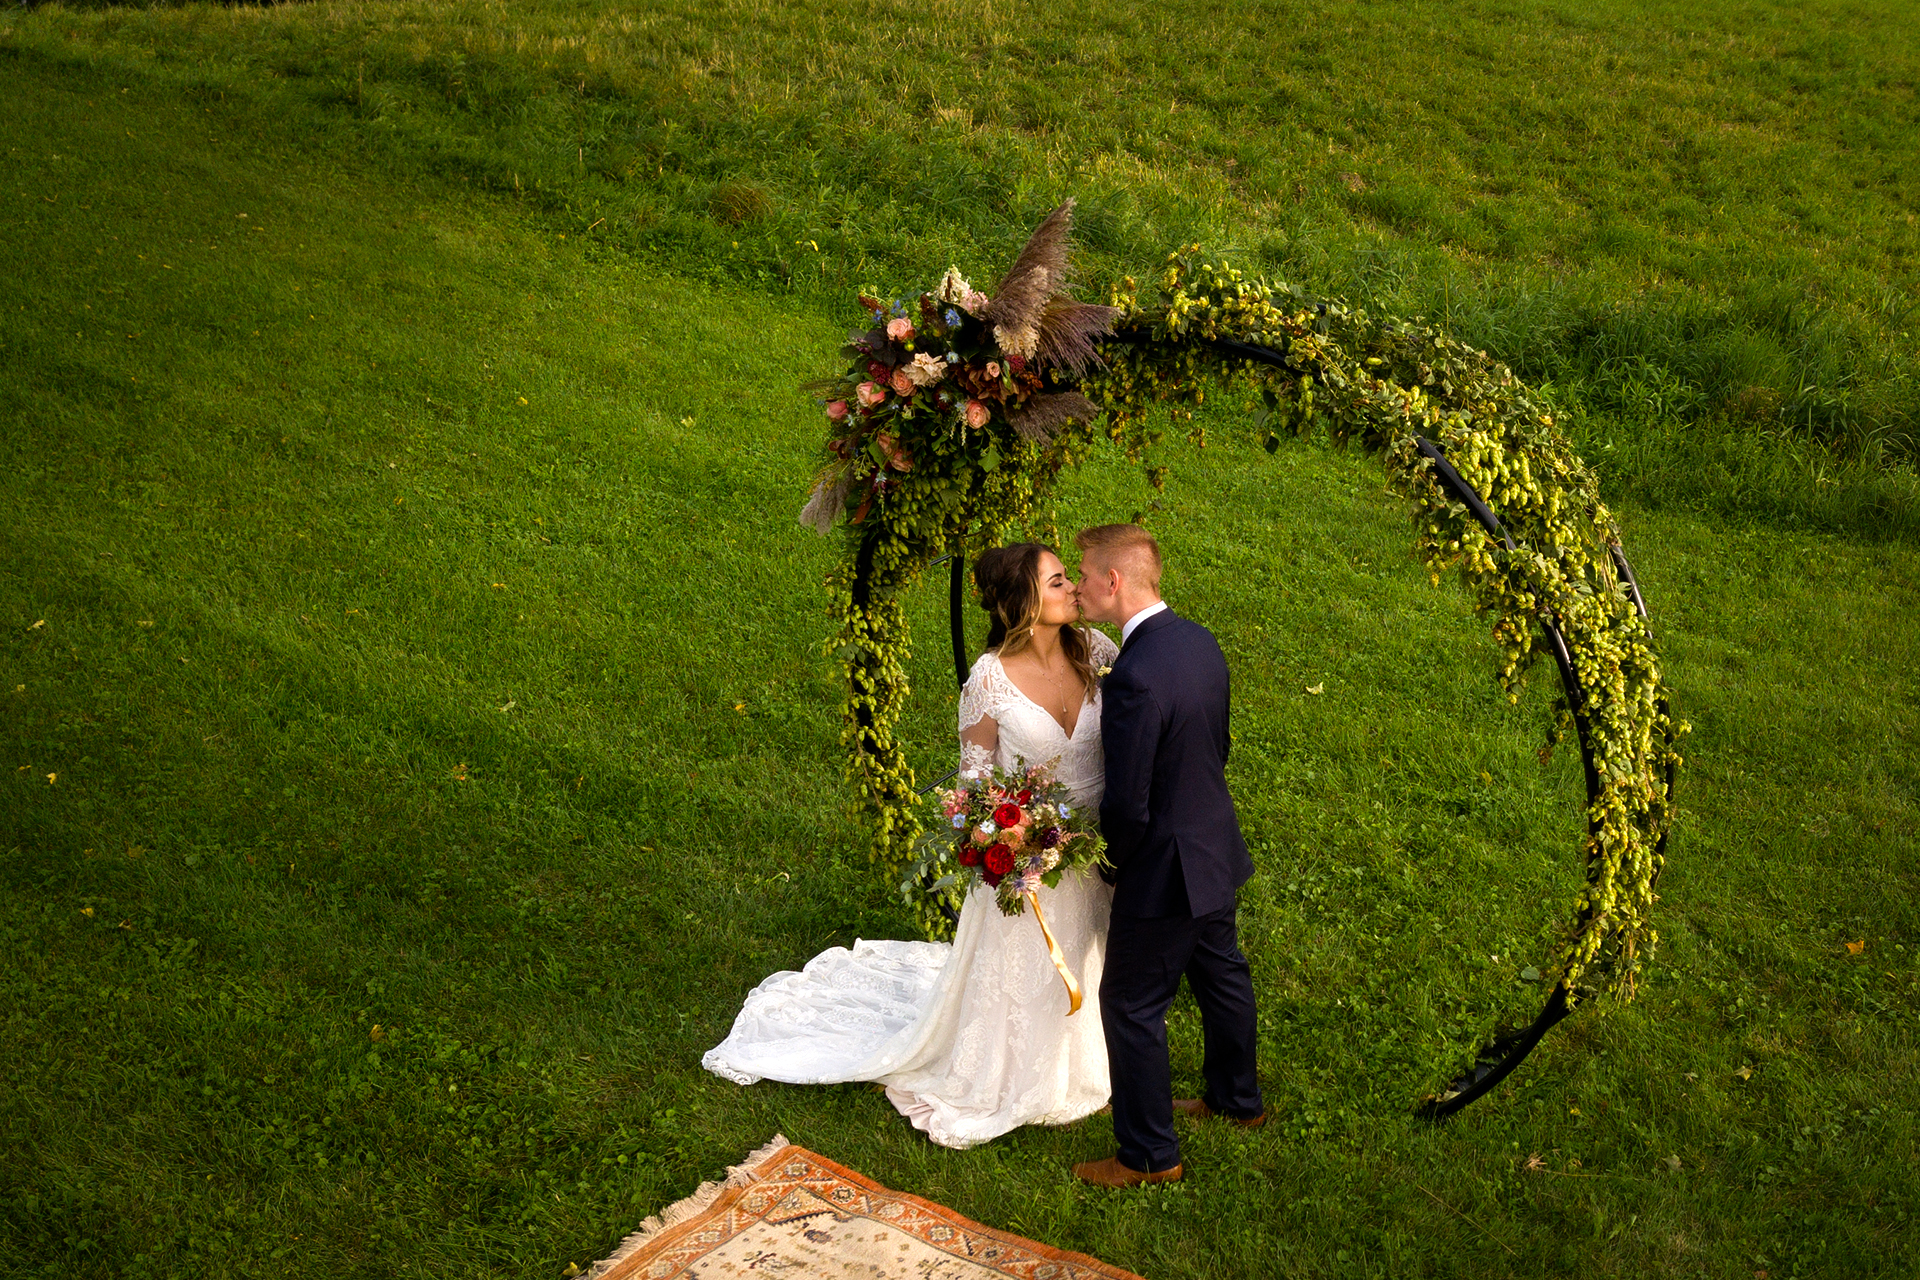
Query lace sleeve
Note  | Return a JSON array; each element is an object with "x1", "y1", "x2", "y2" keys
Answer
[
  {"x1": 958, "y1": 654, "x2": 1000, "y2": 778},
  {"x1": 1087, "y1": 626, "x2": 1120, "y2": 669}
]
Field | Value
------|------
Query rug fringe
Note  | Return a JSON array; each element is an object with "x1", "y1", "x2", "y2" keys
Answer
[
  {"x1": 730, "y1": 1133, "x2": 792, "y2": 1182},
  {"x1": 586, "y1": 1134, "x2": 789, "y2": 1280}
]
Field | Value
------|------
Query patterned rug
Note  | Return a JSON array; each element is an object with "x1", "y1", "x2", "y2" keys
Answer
[{"x1": 588, "y1": 1135, "x2": 1144, "y2": 1280}]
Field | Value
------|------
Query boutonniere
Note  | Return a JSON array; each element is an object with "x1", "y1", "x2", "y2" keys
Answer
[{"x1": 1096, "y1": 665, "x2": 1113, "y2": 680}]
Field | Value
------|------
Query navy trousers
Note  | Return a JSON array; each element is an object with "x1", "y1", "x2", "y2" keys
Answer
[{"x1": 1100, "y1": 903, "x2": 1264, "y2": 1172}]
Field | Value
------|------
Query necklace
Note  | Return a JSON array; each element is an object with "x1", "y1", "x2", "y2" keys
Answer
[{"x1": 1036, "y1": 660, "x2": 1076, "y2": 726}]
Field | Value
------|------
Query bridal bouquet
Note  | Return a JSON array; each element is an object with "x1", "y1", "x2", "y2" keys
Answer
[
  {"x1": 925, "y1": 762, "x2": 1104, "y2": 918},
  {"x1": 908, "y1": 762, "x2": 1106, "y2": 1014}
]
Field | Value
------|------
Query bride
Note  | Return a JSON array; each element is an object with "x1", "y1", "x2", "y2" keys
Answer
[{"x1": 702, "y1": 543, "x2": 1120, "y2": 1148}]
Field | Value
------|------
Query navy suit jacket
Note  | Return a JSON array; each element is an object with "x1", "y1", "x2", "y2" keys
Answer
[{"x1": 1097, "y1": 608, "x2": 1253, "y2": 919}]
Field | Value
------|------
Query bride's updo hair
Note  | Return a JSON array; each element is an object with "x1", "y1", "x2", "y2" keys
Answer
[{"x1": 973, "y1": 543, "x2": 1099, "y2": 698}]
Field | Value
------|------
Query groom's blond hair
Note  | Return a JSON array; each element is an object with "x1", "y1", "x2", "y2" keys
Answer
[{"x1": 1074, "y1": 524, "x2": 1162, "y2": 594}]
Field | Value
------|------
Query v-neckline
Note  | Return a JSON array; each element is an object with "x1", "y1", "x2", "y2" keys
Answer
[{"x1": 998, "y1": 654, "x2": 1090, "y2": 741}]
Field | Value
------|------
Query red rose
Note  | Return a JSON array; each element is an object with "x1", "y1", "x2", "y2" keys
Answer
[
  {"x1": 958, "y1": 844, "x2": 982, "y2": 867},
  {"x1": 984, "y1": 844, "x2": 1015, "y2": 877},
  {"x1": 1017, "y1": 789, "x2": 1033, "y2": 805},
  {"x1": 992, "y1": 803, "x2": 1023, "y2": 828}
]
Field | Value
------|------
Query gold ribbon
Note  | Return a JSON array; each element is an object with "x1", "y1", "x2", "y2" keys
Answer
[{"x1": 1025, "y1": 890, "x2": 1083, "y2": 1015}]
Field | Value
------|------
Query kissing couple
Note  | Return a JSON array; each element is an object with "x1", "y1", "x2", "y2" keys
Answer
[{"x1": 705, "y1": 523, "x2": 1265, "y2": 1185}]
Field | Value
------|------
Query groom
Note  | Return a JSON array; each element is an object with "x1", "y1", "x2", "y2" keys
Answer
[{"x1": 1071, "y1": 524, "x2": 1264, "y2": 1188}]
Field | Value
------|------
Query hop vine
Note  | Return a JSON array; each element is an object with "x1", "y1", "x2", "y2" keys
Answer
[{"x1": 808, "y1": 237, "x2": 1685, "y2": 1005}]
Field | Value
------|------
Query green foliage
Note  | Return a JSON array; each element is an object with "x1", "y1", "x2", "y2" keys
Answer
[
  {"x1": 816, "y1": 246, "x2": 1684, "y2": 1008},
  {"x1": 823, "y1": 425, "x2": 1074, "y2": 934},
  {"x1": 1115, "y1": 250, "x2": 1690, "y2": 999}
]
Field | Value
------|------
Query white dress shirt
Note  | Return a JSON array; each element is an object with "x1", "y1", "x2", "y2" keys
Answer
[{"x1": 1120, "y1": 600, "x2": 1169, "y2": 645}]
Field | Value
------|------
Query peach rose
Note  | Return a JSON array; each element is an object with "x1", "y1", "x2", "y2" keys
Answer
[
  {"x1": 826, "y1": 400, "x2": 849, "y2": 420},
  {"x1": 889, "y1": 367, "x2": 915, "y2": 397},
  {"x1": 964, "y1": 399, "x2": 991, "y2": 429},
  {"x1": 875, "y1": 434, "x2": 913, "y2": 472},
  {"x1": 886, "y1": 317, "x2": 915, "y2": 342},
  {"x1": 856, "y1": 381, "x2": 886, "y2": 407}
]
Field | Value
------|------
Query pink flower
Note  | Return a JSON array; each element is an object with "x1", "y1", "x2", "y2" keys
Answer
[
  {"x1": 875, "y1": 434, "x2": 913, "y2": 472},
  {"x1": 856, "y1": 381, "x2": 887, "y2": 407},
  {"x1": 985, "y1": 361, "x2": 1002, "y2": 379},
  {"x1": 962, "y1": 290, "x2": 990, "y2": 317},
  {"x1": 826, "y1": 400, "x2": 849, "y2": 420},
  {"x1": 889, "y1": 368, "x2": 915, "y2": 397},
  {"x1": 964, "y1": 399, "x2": 991, "y2": 429},
  {"x1": 886, "y1": 317, "x2": 915, "y2": 342}
]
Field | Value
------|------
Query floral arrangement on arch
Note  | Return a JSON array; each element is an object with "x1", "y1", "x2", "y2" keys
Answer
[{"x1": 800, "y1": 202, "x2": 1122, "y2": 532}]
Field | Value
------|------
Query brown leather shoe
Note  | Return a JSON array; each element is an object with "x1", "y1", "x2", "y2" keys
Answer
[
  {"x1": 1173, "y1": 1098, "x2": 1268, "y2": 1129},
  {"x1": 1073, "y1": 1156, "x2": 1183, "y2": 1188}
]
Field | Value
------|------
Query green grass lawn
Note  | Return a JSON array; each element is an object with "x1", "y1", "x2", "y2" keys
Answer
[
  {"x1": 9, "y1": 0, "x2": 1920, "y2": 494},
  {"x1": 2, "y1": 6, "x2": 1917, "y2": 1279}
]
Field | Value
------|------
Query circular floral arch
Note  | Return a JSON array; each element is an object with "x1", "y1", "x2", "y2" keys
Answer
[{"x1": 801, "y1": 203, "x2": 1686, "y2": 1114}]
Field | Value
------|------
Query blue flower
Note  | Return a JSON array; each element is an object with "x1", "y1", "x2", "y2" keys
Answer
[
  {"x1": 945, "y1": 308, "x2": 963, "y2": 328},
  {"x1": 946, "y1": 351, "x2": 960, "y2": 363},
  {"x1": 950, "y1": 813, "x2": 967, "y2": 829},
  {"x1": 1058, "y1": 804, "x2": 1073, "y2": 820}
]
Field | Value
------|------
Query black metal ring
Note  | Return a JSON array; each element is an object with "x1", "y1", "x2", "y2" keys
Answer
[{"x1": 844, "y1": 333, "x2": 1675, "y2": 1111}]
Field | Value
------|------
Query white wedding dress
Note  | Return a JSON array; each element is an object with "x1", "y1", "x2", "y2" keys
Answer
[{"x1": 702, "y1": 630, "x2": 1119, "y2": 1148}]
